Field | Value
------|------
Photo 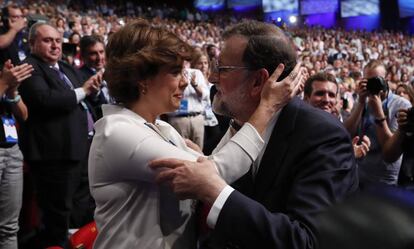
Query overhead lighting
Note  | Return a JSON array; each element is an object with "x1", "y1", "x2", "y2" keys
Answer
[{"x1": 289, "y1": 15, "x2": 297, "y2": 24}]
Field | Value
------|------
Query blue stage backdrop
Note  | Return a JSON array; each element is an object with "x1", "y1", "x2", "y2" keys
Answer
[
  {"x1": 263, "y1": 0, "x2": 298, "y2": 13},
  {"x1": 228, "y1": 0, "x2": 261, "y2": 10},
  {"x1": 399, "y1": 0, "x2": 414, "y2": 18},
  {"x1": 341, "y1": 0, "x2": 380, "y2": 18},
  {"x1": 300, "y1": 0, "x2": 338, "y2": 15},
  {"x1": 340, "y1": 0, "x2": 380, "y2": 31},
  {"x1": 263, "y1": 0, "x2": 298, "y2": 25},
  {"x1": 194, "y1": 0, "x2": 225, "y2": 10}
]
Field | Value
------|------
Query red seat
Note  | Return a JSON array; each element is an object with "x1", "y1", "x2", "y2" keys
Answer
[{"x1": 69, "y1": 221, "x2": 98, "y2": 249}]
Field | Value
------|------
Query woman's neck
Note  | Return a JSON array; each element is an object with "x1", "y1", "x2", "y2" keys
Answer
[{"x1": 128, "y1": 101, "x2": 158, "y2": 124}]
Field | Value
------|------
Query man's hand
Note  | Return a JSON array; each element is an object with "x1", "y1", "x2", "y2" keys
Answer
[
  {"x1": 82, "y1": 72, "x2": 103, "y2": 96},
  {"x1": 356, "y1": 79, "x2": 369, "y2": 105},
  {"x1": 8, "y1": 17, "x2": 26, "y2": 33},
  {"x1": 367, "y1": 93, "x2": 385, "y2": 119},
  {"x1": 352, "y1": 135, "x2": 371, "y2": 159},
  {"x1": 260, "y1": 62, "x2": 307, "y2": 112},
  {"x1": 150, "y1": 157, "x2": 227, "y2": 204},
  {"x1": 397, "y1": 108, "x2": 414, "y2": 133}
]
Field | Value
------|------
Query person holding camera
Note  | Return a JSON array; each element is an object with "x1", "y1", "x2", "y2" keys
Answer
[
  {"x1": 375, "y1": 107, "x2": 414, "y2": 189},
  {"x1": 0, "y1": 4, "x2": 29, "y2": 67},
  {"x1": 344, "y1": 60, "x2": 412, "y2": 187}
]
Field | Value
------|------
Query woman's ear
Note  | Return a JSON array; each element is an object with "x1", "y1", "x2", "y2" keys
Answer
[{"x1": 139, "y1": 81, "x2": 148, "y2": 95}]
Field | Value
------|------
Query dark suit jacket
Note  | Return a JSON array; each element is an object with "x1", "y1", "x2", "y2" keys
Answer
[
  {"x1": 18, "y1": 54, "x2": 89, "y2": 161},
  {"x1": 205, "y1": 98, "x2": 359, "y2": 249},
  {"x1": 78, "y1": 65, "x2": 108, "y2": 120}
]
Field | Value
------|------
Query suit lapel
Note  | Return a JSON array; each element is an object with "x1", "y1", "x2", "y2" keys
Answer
[
  {"x1": 59, "y1": 62, "x2": 81, "y2": 88},
  {"x1": 33, "y1": 56, "x2": 71, "y2": 89},
  {"x1": 253, "y1": 98, "x2": 301, "y2": 201}
]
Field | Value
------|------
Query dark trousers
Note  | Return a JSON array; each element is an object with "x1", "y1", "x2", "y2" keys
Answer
[
  {"x1": 30, "y1": 160, "x2": 82, "y2": 248},
  {"x1": 70, "y1": 138, "x2": 95, "y2": 228}
]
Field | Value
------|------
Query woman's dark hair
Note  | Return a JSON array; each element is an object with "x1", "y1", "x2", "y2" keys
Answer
[{"x1": 104, "y1": 19, "x2": 193, "y2": 104}]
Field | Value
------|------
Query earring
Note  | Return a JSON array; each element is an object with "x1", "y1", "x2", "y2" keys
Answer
[{"x1": 141, "y1": 84, "x2": 147, "y2": 95}]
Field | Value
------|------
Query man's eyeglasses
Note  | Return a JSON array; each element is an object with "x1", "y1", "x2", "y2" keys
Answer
[{"x1": 211, "y1": 61, "x2": 250, "y2": 76}]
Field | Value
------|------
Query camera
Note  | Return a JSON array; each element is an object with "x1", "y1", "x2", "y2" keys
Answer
[{"x1": 366, "y1": 76, "x2": 388, "y2": 95}]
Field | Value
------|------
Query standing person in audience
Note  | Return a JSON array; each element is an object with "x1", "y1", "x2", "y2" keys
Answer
[
  {"x1": 376, "y1": 84, "x2": 414, "y2": 188},
  {"x1": 88, "y1": 20, "x2": 304, "y2": 249},
  {"x1": 395, "y1": 84, "x2": 414, "y2": 105},
  {"x1": 18, "y1": 23, "x2": 102, "y2": 248},
  {"x1": 303, "y1": 72, "x2": 371, "y2": 158},
  {"x1": 344, "y1": 60, "x2": 412, "y2": 186},
  {"x1": 167, "y1": 58, "x2": 207, "y2": 149},
  {"x1": 68, "y1": 34, "x2": 109, "y2": 229},
  {"x1": 0, "y1": 4, "x2": 30, "y2": 67},
  {"x1": 151, "y1": 20, "x2": 358, "y2": 249},
  {"x1": 79, "y1": 34, "x2": 111, "y2": 118},
  {"x1": 191, "y1": 48, "x2": 220, "y2": 155},
  {"x1": 0, "y1": 60, "x2": 32, "y2": 249}
]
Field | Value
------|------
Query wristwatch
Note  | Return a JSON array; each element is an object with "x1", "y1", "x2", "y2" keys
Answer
[{"x1": 5, "y1": 94, "x2": 21, "y2": 104}]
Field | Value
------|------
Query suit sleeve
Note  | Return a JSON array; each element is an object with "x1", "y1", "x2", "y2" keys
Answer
[
  {"x1": 212, "y1": 122, "x2": 358, "y2": 249},
  {"x1": 19, "y1": 61, "x2": 79, "y2": 113}
]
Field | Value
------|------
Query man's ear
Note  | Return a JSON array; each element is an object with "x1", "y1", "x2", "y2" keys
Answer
[{"x1": 250, "y1": 68, "x2": 269, "y2": 97}]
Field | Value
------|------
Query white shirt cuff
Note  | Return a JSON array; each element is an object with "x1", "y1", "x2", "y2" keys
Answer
[
  {"x1": 206, "y1": 185, "x2": 234, "y2": 229},
  {"x1": 74, "y1": 88, "x2": 86, "y2": 103}
]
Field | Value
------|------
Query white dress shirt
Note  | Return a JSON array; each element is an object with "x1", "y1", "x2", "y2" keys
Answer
[
  {"x1": 207, "y1": 111, "x2": 281, "y2": 228},
  {"x1": 89, "y1": 104, "x2": 265, "y2": 249}
]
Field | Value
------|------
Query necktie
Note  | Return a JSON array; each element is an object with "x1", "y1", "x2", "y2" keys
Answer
[
  {"x1": 52, "y1": 66, "x2": 95, "y2": 135},
  {"x1": 52, "y1": 65, "x2": 74, "y2": 89}
]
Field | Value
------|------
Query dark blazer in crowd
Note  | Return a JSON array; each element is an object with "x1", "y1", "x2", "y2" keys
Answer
[
  {"x1": 204, "y1": 98, "x2": 359, "y2": 249},
  {"x1": 78, "y1": 65, "x2": 108, "y2": 120},
  {"x1": 18, "y1": 54, "x2": 89, "y2": 161}
]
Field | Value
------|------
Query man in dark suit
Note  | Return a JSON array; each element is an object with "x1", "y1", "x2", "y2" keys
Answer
[
  {"x1": 151, "y1": 20, "x2": 358, "y2": 249},
  {"x1": 18, "y1": 23, "x2": 101, "y2": 248},
  {"x1": 79, "y1": 34, "x2": 111, "y2": 119}
]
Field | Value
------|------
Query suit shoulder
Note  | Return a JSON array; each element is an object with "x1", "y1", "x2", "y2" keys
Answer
[{"x1": 294, "y1": 99, "x2": 348, "y2": 134}]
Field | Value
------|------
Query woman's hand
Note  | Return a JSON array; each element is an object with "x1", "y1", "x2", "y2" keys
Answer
[
  {"x1": 260, "y1": 62, "x2": 307, "y2": 113},
  {"x1": 0, "y1": 60, "x2": 33, "y2": 88}
]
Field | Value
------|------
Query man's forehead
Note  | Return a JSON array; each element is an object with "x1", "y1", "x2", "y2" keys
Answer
[
  {"x1": 37, "y1": 26, "x2": 61, "y2": 39},
  {"x1": 220, "y1": 35, "x2": 248, "y2": 63},
  {"x1": 313, "y1": 80, "x2": 338, "y2": 91}
]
